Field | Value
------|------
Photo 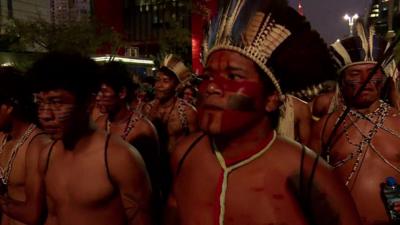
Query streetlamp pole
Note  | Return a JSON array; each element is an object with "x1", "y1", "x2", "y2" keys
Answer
[{"x1": 343, "y1": 13, "x2": 359, "y2": 36}]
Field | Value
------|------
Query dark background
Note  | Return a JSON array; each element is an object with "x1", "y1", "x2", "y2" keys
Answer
[{"x1": 288, "y1": 0, "x2": 372, "y2": 43}]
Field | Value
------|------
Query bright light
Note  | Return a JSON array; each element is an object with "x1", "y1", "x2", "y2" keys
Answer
[
  {"x1": 92, "y1": 56, "x2": 154, "y2": 65},
  {"x1": 1, "y1": 62, "x2": 13, "y2": 67},
  {"x1": 343, "y1": 13, "x2": 359, "y2": 35}
]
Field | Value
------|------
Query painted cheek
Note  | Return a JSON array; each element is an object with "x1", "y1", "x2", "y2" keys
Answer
[
  {"x1": 199, "y1": 76, "x2": 265, "y2": 133},
  {"x1": 53, "y1": 105, "x2": 75, "y2": 125}
]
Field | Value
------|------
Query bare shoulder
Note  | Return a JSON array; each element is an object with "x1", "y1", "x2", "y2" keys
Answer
[
  {"x1": 384, "y1": 106, "x2": 400, "y2": 129},
  {"x1": 107, "y1": 133, "x2": 144, "y2": 166},
  {"x1": 171, "y1": 131, "x2": 206, "y2": 173},
  {"x1": 290, "y1": 95, "x2": 311, "y2": 117},
  {"x1": 179, "y1": 98, "x2": 197, "y2": 113},
  {"x1": 312, "y1": 92, "x2": 335, "y2": 117},
  {"x1": 272, "y1": 136, "x2": 332, "y2": 176},
  {"x1": 28, "y1": 130, "x2": 53, "y2": 152}
]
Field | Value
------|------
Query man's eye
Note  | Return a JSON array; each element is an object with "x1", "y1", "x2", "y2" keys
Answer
[{"x1": 227, "y1": 74, "x2": 242, "y2": 80}]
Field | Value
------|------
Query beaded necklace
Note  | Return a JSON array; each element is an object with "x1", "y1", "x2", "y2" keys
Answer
[
  {"x1": 0, "y1": 123, "x2": 36, "y2": 186},
  {"x1": 212, "y1": 131, "x2": 276, "y2": 225},
  {"x1": 106, "y1": 111, "x2": 138, "y2": 140},
  {"x1": 330, "y1": 101, "x2": 389, "y2": 186}
]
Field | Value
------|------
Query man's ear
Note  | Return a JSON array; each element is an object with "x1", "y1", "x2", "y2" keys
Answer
[
  {"x1": 119, "y1": 87, "x2": 127, "y2": 100},
  {"x1": 265, "y1": 91, "x2": 281, "y2": 113}
]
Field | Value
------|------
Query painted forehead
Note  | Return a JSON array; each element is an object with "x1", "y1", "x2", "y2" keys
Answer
[
  {"x1": 36, "y1": 89, "x2": 76, "y2": 100},
  {"x1": 206, "y1": 50, "x2": 255, "y2": 72}
]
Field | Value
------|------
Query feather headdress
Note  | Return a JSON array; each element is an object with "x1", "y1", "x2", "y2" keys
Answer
[
  {"x1": 160, "y1": 54, "x2": 191, "y2": 84},
  {"x1": 331, "y1": 21, "x2": 398, "y2": 79},
  {"x1": 204, "y1": 0, "x2": 336, "y2": 94}
]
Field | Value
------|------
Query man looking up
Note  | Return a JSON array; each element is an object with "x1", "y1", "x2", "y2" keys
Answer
[{"x1": 165, "y1": 1, "x2": 361, "y2": 225}]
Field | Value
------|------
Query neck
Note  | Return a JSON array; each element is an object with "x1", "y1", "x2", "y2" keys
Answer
[
  {"x1": 159, "y1": 96, "x2": 176, "y2": 107},
  {"x1": 348, "y1": 99, "x2": 381, "y2": 114},
  {"x1": 108, "y1": 104, "x2": 131, "y2": 123},
  {"x1": 213, "y1": 118, "x2": 274, "y2": 160},
  {"x1": 63, "y1": 119, "x2": 96, "y2": 150},
  {"x1": 9, "y1": 119, "x2": 33, "y2": 140}
]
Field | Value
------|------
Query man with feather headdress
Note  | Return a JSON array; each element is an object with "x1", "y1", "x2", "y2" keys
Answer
[
  {"x1": 165, "y1": 0, "x2": 363, "y2": 224},
  {"x1": 310, "y1": 21, "x2": 400, "y2": 224}
]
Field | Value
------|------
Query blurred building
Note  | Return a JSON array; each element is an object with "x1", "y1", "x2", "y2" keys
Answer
[
  {"x1": 0, "y1": 0, "x2": 51, "y2": 22},
  {"x1": 368, "y1": 0, "x2": 400, "y2": 36},
  {"x1": 123, "y1": 0, "x2": 192, "y2": 58},
  {"x1": 93, "y1": 0, "x2": 221, "y2": 72},
  {"x1": 50, "y1": 0, "x2": 91, "y2": 23}
]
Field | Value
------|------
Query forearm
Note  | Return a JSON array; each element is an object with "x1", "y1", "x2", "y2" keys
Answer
[{"x1": 0, "y1": 197, "x2": 43, "y2": 225}]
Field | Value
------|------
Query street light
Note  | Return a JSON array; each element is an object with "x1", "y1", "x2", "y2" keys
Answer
[{"x1": 343, "y1": 13, "x2": 359, "y2": 36}]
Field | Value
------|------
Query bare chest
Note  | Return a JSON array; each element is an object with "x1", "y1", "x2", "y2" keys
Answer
[
  {"x1": 328, "y1": 116, "x2": 400, "y2": 187},
  {"x1": 175, "y1": 147, "x2": 306, "y2": 225}
]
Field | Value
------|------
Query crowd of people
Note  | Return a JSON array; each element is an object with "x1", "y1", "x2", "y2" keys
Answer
[{"x1": 0, "y1": 0, "x2": 399, "y2": 225}]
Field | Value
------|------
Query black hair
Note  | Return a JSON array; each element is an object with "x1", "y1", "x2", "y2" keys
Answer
[
  {"x1": 28, "y1": 51, "x2": 99, "y2": 104},
  {"x1": 98, "y1": 61, "x2": 136, "y2": 103},
  {"x1": 0, "y1": 67, "x2": 37, "y2": 123}
]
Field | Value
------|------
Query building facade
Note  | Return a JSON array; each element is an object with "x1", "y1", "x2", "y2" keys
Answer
[
  {"x1": 50, "y1": 0, "x2": 91, "y2": 23},
  {"x1": 368, "y1": 0, "x2": 400, "y2": 35},
  {"x1": 0, "y1": 0, "x2": 51, "y2": 22}
]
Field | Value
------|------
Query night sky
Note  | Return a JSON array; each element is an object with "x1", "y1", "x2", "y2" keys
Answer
[{"x1": 287, "y1": 0, "x2": 372, "y2": 43}]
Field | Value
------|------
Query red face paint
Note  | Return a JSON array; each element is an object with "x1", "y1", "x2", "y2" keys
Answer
[{"x1": 199, "y1": 75, "x2": 266, "y2": 135}]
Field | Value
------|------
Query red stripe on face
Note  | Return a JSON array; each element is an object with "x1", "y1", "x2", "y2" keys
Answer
[{"x1": 199, "y1": 75, "x2": 265, "y2": 134}]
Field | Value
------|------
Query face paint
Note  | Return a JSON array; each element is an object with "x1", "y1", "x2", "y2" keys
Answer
[{"x1": 199, "y1": 75, "x2": 266, "y2": 134}]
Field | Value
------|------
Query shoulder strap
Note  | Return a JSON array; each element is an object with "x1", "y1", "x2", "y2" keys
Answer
[
  {"x1": 176, "y1": 133, "x2": 206, "y2": 175},
  {"x1": 44, "y1": 140, "x2": 58, "y2": 175},
  {"x1": 104, "y1": 133, "x2": 116, "y2": 187}
]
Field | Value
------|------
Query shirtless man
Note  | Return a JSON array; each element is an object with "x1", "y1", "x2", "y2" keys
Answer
[
  {"x1": 143, "y1": 54, "x2": 198, "y2": 153},
  {"x1": 166, "y1": 2, "x2": 361, "y2": 225},
  {"x1": 94, "y1": 62, "x2": 162, "y2": 217},
  {"x1": 0, "y1": 67, "x2": 51, "y2": 225},
  {"x1": 310, "y1": 22, "x2": 400, "y2": 224},
  {"x1": 29, "y1": 52, "x2": 152, "y2": 225}
]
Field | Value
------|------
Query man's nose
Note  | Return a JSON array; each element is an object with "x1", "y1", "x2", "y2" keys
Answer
[
  {"x1": 206, "y1": 81, "x2": 223, "y2": 96},
  {"x1": 38, "y1": 106, "x2": 55, "y2": 121}
]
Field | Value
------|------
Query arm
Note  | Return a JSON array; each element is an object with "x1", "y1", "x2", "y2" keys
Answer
[
  {"x1": 297, "y1": 148, "x2": 362, "y2": 225},
  {"x1": 185, "y1": 106, "x2": 199, "y2": 134},
  {"x1": 294, "y1": 98, "x2": 312, "y2": 145},
  {"x1": 108, "y1": 138, "x2": 152, "y2": 225},
  {"x1": 0, "y1": 134, "x2": 51, "y2": 225},
  {"x1": 309, "y1": 114, "x2": 330, "y2": 154}
]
